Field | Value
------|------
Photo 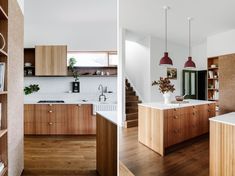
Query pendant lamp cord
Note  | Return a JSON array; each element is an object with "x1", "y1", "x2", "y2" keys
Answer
[
  {"x1": 165, "y1": 8, "x2": 168, "y2": 52},
  {"x1": 189, "y1": 18, "x2": 191, "y2": 57}
]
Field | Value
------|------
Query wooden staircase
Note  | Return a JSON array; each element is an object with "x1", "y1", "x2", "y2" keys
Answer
[{"x1": 125, "y1": 79, "x2": 141, "y2": 128}]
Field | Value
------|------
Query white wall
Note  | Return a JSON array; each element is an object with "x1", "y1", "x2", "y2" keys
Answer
[
  {"x1": 192, "y1": 42, "x2": 207, "y2": 70},
  {"x1": 150, "y1": 36, "x2": 188, "y2": 102},
  {"x1": 124, "y1": 31, "x2": 189, "y2": 103},
  {"x1": 24, "y1": 21, "x2": 117, "y2": 51},
  {"x1": 207, "y1": 29, "x2": 235, "y2": 57},
  {"x1": 125, "y1": 32, "x2": 151, "y2": 102},
  {"x1": 17, "y1": 0, "x2": 24, "y2": 13}
]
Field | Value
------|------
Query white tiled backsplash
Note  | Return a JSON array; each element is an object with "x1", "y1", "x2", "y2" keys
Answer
[{"x1": 24, "y1": 77, "x2": 117, "y2": 102}]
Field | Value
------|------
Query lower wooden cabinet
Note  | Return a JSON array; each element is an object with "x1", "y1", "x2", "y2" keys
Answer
[{"x1": 24, "y1": 104, "x2": 96, "y2": 135}]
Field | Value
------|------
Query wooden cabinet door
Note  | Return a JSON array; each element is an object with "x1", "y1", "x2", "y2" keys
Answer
[
  {"x1": 67, "y1": 104, "x2": 94, "y2": 135},
  {"x1": 54, "y1": 105, "x2": 68, "y2": 134},
  {"x1": 189, "y1": 106, "x2": 200, "y2": 138},
  {"x1": 35, "y1": 45, "x2": 67, "y2": 76},
  {"x1": 80, "y1": 104, "x2": 95, "y2": 135},
  {"x1": 24, "y1": 105, "x2": 36, "y2": 134},
  {"x1": 67, "y1": 104, "x2": 80, "y2": 134},
  {"x1": 167, "y1": 109, "x2": 182, "y2": 147},
  {"x1": 198, "y1": 104, "x2": 210, "y2": 135}
]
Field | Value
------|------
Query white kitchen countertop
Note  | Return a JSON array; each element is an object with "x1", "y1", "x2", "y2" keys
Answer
[
  {"x1": 210, "y1": 112, "x2": 235, "y2": 126},
  {"x1": 96, "y1": 111, "x2": 117, "y2": 125},
  {"x1": 24, "y1": 100, "x2": 117, "y2": 105},
  {"x1": 139, "y1": 99, "x2": 215, "y2": 110}
]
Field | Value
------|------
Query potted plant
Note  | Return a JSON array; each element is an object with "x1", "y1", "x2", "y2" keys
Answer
[
  {"x1": 69, "y1": 58, "x2": 80, "y2": 93},
  {"x1": 152, "y1": 77, "x2": 175, "y2": 104}
]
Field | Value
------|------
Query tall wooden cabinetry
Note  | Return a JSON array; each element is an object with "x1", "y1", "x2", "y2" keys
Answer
[
  {"x1": 0, "y1": 1, "x2": 8, "y2": 175},
  {"x1": 218, "y1": 54, "x2": 235, "y2": 114},
  {"x1": 35, "y1": 45, "x2": 67, "y2": 76}
]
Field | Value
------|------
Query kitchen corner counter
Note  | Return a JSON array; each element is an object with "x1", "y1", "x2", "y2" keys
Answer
[
  {"x1": 96, "y1": 111, "x2": 117, "y2": 125},
  {"x1": 139, "y1": 99, "x2": 215, "y2": 110},
  {"x1": 209, "y1": 112, "x2": 235, "y2": 126},
  {"x1": 96, "y1": 111, "x2": 117, "y2": 176}
]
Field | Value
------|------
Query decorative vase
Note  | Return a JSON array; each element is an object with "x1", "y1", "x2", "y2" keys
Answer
[{"x1": 163, "y1": 92, "x2": 171, "y2": 104}]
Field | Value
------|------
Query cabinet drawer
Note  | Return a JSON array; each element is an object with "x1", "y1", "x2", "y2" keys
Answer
[
  {"x1": 35, "y1": 104, "x2": 56, "y2": 123},
  {"x1": 167, "y1": 108, "x2": 182, "y2": 116},
  {"x1": 36, "y1": 122, "x2": 56, "y2": 135}
]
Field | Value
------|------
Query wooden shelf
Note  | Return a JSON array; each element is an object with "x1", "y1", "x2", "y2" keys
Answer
[
  {"x1": 0, "y1": 6, "x2": 8, "y2": 20},
  {"x1": 208, "y1": 99, "x2": 219, "y2": 101},
  {"x1": 0, "y1": 91, "x2": 7, "y2": 95},
  {"x1": 0, "y1": 129, "x2": 7, "y2": 138},
  {"x1": 208, "y1": 89, "x2": 219, "y2": 91},
  {"x1": 24, "y1": 66, "x2": 35, "y2": 68},
  {"x1": 0, "y1": 50, "x2": 7, "y2": 57},
  {"x1": 24, "y1": 75, "x2": 117, "y2": 78},
  {"x1": 208, "y1": 78, "x2": 218, "y2": 80},
  {"x1": 208, "y1": 67, "x2": 218, "y2": 70}
]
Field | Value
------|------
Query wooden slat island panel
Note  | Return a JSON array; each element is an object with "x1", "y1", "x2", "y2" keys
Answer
[{"x1": 210, "y1": 113, "x2": 235, "y2": 176}]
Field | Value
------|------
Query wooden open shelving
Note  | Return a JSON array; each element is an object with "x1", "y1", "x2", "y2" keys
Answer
[
  {"x1": 24, "y1": 48, "x2": 118, "y2": 77},
  {"x1": 207, "y1": 57, "x2": 219, "y2": 112},
  {"x1": 0, "y1": 0, "x2": 8, "y2": 174}
]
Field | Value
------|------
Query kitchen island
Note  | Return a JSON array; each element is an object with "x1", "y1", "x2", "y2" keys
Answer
[
  {"x1": 210, "y1": 112, "x2": 235, "y2": 176},
  {"x1": 96, "y1": 111, "x2": 117, "y2": 176},
  {"x1": 138, "y1": 99, "x2": 216, "y2": 156}
]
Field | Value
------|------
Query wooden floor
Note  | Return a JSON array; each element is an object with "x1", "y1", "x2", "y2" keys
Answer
[
  {"x1": 22, "y1": 136, "x2": 98, "y2": 176},
  {"x1": 119, "y1": 127, "x2": 209, "y2": 176}
]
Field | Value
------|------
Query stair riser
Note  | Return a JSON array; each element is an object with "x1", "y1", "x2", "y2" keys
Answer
[
  {"x1": 126, "y1": 92, "x2": 136, "y2": 96},
  {"x1": 125, "y1": 121, "x2": 138, "y2": 128},
  {"x1": 126, "y1": 115, "x2": 138, "y2": 121},
  {"x1": 126, "y1": 102, "x2": 138, "y2": 107},
  {"x1": 126, "y1": 109, "x2": 138, "y2": 114},
  {"x1": 126, "y1": 96, "x2": 138, "y2": 101}
]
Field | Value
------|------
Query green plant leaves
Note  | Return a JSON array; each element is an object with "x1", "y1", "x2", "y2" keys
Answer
[{"x1": 24, "y1": 84, "x2": 40, "y2": 95}]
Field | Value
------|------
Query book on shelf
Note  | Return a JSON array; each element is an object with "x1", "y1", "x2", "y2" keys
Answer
[{"x1": 0, "y1": 63, "x2": 5, "y2": 92}]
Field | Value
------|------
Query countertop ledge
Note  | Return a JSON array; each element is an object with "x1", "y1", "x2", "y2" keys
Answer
[
  {"x1": 210, "y1": 112, "x2": 235, "y2": 126},
  {"x1": 24, "y1": 101, "x2": 117, "y2": 105},
  {"x1": 139, "y1": 99, "x2": 215, "y2": 110},
  {"x1": 96, "y1": 111, "x2": 117, "y2": 125}
]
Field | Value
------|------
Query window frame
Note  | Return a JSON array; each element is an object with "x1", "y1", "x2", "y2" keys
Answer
[{"x1": 67, "y1": 51, "x2": 118, "y2": 67}]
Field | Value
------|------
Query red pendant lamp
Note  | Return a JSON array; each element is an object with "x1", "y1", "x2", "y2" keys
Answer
[
  {"x1": 184, "y1": 17, "x2": 196, "y2": 68},
  {"x1": 159, "y1": 6, "x2": 173, "y2": 66}
]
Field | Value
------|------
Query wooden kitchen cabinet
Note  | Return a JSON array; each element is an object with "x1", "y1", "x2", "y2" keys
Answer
[
  {"x1": 35, "y1": 45, "x2": 67, "y2": 76},
  {"x1": 24, "y1": 105, "x2": 36, "y2": 134},
  {"x1": 166, "y1": 108, "x2": 190, "y2": 147},
  {"x1": 24, "y1": 104, "x2": 95, "y2": 135},
  {"x1": 67, "y1": 104, "x2": 96, "y2": 135},
  {"x1": 138, "y1": 102, "x2": 216, "y2": 156}
]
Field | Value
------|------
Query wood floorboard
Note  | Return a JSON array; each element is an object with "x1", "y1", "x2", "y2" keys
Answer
[
  {"x1": 22, "y1": 136, "x2": 98, "y2": 176},
  {"x1": 119, "y1": 127, "x2": 209, "y2": 176}
]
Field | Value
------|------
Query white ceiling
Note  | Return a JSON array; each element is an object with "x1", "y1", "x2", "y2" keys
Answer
[{"x1": 120, "y1": 0, "x2": 235, "y2": 46}]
